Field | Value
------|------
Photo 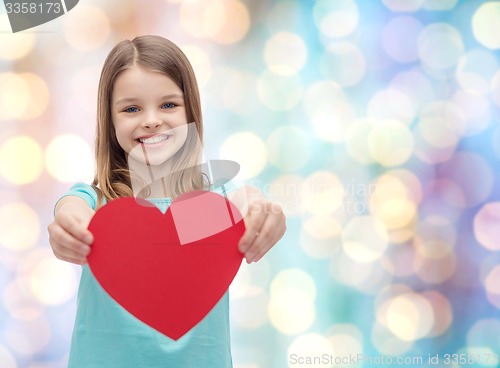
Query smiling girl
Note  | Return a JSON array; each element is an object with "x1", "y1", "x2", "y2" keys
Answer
[{"x1": 47, "y1": 35, "x2": 286, "y2": 367}]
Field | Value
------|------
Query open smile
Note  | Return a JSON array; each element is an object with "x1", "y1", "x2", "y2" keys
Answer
[{"x1": 136, "y1": 134, "x2": 171, "y2": 145}]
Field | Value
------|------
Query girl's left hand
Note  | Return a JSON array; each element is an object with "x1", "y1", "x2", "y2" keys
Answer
[{"x1": 232, "y1": 186, "x2": 287, "y2": 263}]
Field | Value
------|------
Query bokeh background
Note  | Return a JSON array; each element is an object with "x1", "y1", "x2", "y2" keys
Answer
[{"x1": 0, "y1": 0, "x2": 500, "y2": 367}]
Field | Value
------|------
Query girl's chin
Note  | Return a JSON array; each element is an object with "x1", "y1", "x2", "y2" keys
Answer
[
  {"x1": 145, "y1": 158, "x2": 172, "y2": 167},
  {"x1": 127, "y1": 153, "x2": 174, "y2": 167}
]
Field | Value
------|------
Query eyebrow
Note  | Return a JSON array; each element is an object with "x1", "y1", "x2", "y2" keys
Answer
[{"x1": 114, "y1": 94, "x2": 183, "y2": 106}]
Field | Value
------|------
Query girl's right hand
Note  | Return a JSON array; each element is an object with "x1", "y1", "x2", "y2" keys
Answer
[{"x1": 48, "y1": 197, "x2": 95, "y2": 265}]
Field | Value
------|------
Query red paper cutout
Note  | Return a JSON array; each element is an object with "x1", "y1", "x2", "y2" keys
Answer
[{"x1": 87, "y1": 190, "x2": 245, "y2": 340}]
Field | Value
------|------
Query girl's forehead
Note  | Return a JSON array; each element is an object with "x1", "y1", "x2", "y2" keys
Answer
[
  {"x1": 115, "y1": 65, "x2": 175, "y2": 84},
  {"x1": 112, "y1": 66, "x2": 182, "y2": 97}
]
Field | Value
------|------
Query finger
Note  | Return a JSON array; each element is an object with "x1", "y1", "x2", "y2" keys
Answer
[
  {"x1": 247, "y1": 230, "x2": 281, "y2": 264},
  {"x1": 60, "y1": 253, "x2": 88, "y2": 265},
  {"x1": 50, "y1": 239, "x2": 89, "y2": 265},
  {"x1": 49, "y1": 225, "x2": 91, "y2": 257},
  {"x1": 58, "y1": 213, "x2": 94, "y2": 245},
  {"x1": 238, "y1": 204, "x2": 268, "y2": 253},
  {"x1": 245, "y1": 210, "x2": 285, "y2": 263},
  {"x1": 60, "y1": 254, "x2": 88, "y2": 265},
  {"x1": 243, "y1": 218, "x2": 275, "y2": 263}
]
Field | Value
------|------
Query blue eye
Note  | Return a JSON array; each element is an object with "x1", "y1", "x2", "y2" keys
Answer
[
  {"x1": 163, "y1": 102, "x2": 176, "y2": 109},
  {"x1": 124, "y1": 106, "x2": 139, "y2": 113}
]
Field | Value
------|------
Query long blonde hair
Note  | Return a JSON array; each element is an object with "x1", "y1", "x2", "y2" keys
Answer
[{"x1": 92, "y1": 35, "x2": 207, "y2": 206}]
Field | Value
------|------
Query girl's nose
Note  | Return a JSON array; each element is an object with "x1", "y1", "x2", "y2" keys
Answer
[{"x1": 143, "y1": 121, "x2": 162, "y2": 129}]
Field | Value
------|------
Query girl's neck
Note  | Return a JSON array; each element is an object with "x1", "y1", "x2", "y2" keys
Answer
[
  {"x1": 128, "y1": 156, "x2": 174, "y2": 198},
  {"x1": 146, "y1": 178, "x2": 170, "y2": 198}
]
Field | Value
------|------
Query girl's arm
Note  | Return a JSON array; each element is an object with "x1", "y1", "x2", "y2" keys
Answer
[{"x1": 48, "y1": 196, "x2": 95, "y2": 265}]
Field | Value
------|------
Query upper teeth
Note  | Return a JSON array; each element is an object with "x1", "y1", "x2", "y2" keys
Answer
[{"x1": 139, "y1": 135, "x2": 169, "y2": 144}]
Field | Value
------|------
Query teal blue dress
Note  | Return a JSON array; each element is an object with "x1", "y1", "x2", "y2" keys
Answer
[{"x1": 57, "y1": 183, "x2": 234, "y2": 367}]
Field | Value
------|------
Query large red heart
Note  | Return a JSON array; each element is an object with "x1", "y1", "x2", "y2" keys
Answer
[{"x1": 86, "y1": 190, "x2": 245, "y2": 340}]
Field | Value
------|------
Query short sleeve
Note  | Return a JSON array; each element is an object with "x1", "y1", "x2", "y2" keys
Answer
[{"x1": 54, "y1": 182, "x2": 98, "y2": 215}]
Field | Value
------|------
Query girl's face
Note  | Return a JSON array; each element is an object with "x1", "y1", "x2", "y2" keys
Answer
[{"x1": 111, "y1": 65, "x2": 188, "y2": 167}]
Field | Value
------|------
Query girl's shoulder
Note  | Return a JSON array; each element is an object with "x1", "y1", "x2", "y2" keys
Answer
[{"x1": 59, "y1": 182, "x2": 105, "y2": 211}]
